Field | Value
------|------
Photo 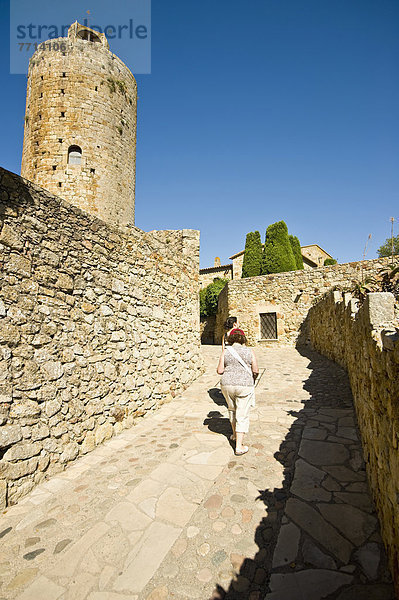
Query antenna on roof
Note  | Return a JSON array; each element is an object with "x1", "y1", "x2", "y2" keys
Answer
[{"x1": 390, "y1": 217, "x2": 395, "y2": 265}]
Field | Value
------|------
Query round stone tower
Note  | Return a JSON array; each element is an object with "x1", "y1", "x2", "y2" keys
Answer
[{"x1": 21, "y1": 21, "x2": 137, "y2": 226}]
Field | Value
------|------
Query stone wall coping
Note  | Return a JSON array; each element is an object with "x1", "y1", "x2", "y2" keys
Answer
[
  {"x1": 2, "y1": 168, "x2": 200, "y2": 257},
  {"x1": 226, "y1": 257, "x2": 393, "y2": 287},
  {"x1": 322, "y1": 289, "x2": 399, "y2": 349}
]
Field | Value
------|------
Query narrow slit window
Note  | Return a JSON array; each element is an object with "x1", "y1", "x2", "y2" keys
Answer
[
  {"x1": 68, "y1": 145, "x2": 82, "y2": 165},
  {"x1": 260, "y1": 313, "x2": 277, "y2": 340}
]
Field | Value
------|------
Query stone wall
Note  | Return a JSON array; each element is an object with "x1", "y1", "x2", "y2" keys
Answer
[
  {"x1": 199, "y1": 266, "x2": 232, "y2": 289},
  {"x1": 0, "y1": 167, "x2": 202, "y2": 507},
  {"x1": 231, "y1": 253, "x2": 244, "y2": 280},
  {"x1": 215, "y1": 258, "x2": 392, "y2": 346},
  {"x1": 308, "y1": 291, "x2": 399, "y2": 593}
]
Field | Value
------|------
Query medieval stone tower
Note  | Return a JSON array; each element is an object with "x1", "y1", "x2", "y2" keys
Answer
[{"x1": 21, "y1": 21, "x2": 137, "y2": 226}]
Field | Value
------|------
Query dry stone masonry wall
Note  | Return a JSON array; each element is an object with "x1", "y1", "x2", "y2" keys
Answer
[
  {"x1": 215, "y1": 258, "x2": 393, "y2": 346},
  {"x1": 0, "y1": 167, "x2": 202, "y2": 508},
  {"x1": 309, "y1": 290, "x2": 399, "y2": 593}
]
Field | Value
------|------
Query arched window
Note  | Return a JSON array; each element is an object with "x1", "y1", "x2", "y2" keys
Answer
[
  {"x1": 77, "y1": 29, "x2": 101, "y2": 43},
  {"x1": 68, "y1": 145, "x2": 82, "y2": 165}
]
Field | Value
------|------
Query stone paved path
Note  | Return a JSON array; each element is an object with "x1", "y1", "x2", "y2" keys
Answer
[{"x1": 0, "y1": 346, "x2": 395, "y2": 600}]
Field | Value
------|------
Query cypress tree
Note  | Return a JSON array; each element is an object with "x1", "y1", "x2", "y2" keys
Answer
[
  {"x1": 289, "y1": 235, "x2": 304, "y2": 270},
  {"x1": 242, "y1": 230, "x2": 263, "y2": 278},
  {"x1": 262, "y1": 221, "x2": 297, "y2": 274}
]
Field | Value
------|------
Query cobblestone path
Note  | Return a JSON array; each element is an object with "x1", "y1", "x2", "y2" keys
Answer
[{"x1": 0, "y1": 347, "x2": 395, "y2": 600}]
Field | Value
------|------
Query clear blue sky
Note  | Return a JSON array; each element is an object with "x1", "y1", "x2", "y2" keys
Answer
[{"x1": 1, "y1": 0, "x2": 398, "y2": 267}]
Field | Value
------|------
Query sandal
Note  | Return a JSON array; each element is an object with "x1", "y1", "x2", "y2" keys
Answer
[{"x1": 235, "y1": 446, "x2": 249, "y2": 456}]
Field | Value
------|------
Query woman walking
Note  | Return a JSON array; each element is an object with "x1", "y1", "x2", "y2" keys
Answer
[
  {"x1": 217, "y1": 328, "x2": 259, "y2": 455},
  {"x1": 221, "y1": 316, "x2": 238, "y2": 349}
]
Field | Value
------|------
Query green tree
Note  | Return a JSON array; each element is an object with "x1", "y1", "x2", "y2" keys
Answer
[
  {"x1": 377, "y1": 235, "x2": 399, "y2": 258},
  {"x1": 200, "y1": 278, "x2": 228, "y2": 317},
  {"x1": 242, "y1": 230, "x2": 263, "y2": 278},
  {"x1": 289, "y1": 235, "x2": 304, "y2": 270},
  {"x1": 324, "y1": 258, "x2": 337, "y2": 266},
  {"x1": 262, "y1": 221, "x2": 297, "y2": 274},
  {"x1": 199, "y1": 287, "x2": 207, "y2": 317}
]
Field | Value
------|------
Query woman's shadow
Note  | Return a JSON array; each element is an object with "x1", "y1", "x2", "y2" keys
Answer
[{"x1": 204, "y1": 388, "x2": 234, "y2": 443}]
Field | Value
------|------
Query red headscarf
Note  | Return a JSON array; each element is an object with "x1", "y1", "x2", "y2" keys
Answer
[{"x1": 229, "y1": 328, "x2": 245, "y2": 336}]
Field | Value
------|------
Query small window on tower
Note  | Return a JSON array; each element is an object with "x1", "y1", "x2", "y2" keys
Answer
[
  {"x1": 77, "y1": 29, "x2": 101, "y2": 43},
  {"x1": 68, "y1": 145, "x2": 82, "y2": 165}
]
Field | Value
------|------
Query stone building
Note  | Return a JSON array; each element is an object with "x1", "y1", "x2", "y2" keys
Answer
[
  {"x1": 199, "y1": 257, "x2": 233, "y2": 289},
  {"x1": 301, "y1": 244, "x2": 333, "y2": 268},
  {"x1": 21, "y1": 21, "x2": 137, "y2": 227}
]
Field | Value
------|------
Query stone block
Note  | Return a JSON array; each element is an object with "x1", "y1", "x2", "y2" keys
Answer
[
  {"x1": 0, "y1": 424, "x2": 22, "y2": 448},
  {"x1": 9, "y1": 400, "x2": 41, "y2": 419},
  {"x1": 4, "y1": 441, "x2": 42, "y2": 461},
  {"x1": 41, "y1": 360, "x2": 64, "y2": 381},
  {"x1": 31, "y1": 423, "x2": 50, "y2": 442},
  {"x1": 95, "y1": 422, "x2": 113, "y2": 445},
  {"x1": 6, "y1": 253, "x2": 32, "y2": 277},
  {"x1": 365, "y1": 292, "x2": 395, "y2": 328},
  {"x1": 81, "y1": 431, "x2": 96, "y2": 454},
  {"x1": 56, "y1": 272, "x2": 74, "y2": 292},
  {"x1": 60, "y1": 441, "x2": 79, "y2": 463},
  {"x1": 0, "y1": 457, "x2": 39, "y2": 480},
  {"x1": 0, "y1": 479, "x2": 7, "y2": 509},
  {"x1": 45, "y1": 399, "x2": 62, "y2": 417},
  {"x1": 0, "y1": 223, "x2": 23, "y2": 250},
  {"x1": 112, "y1": 279, "x2": 125, "y2": 294},
  {"x1": 0, "y1": 321, "x2": 21, "y2": 346}
]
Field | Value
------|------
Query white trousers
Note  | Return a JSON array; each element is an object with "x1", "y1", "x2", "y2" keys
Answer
[{"x1": 220, "y1": 385, "x2": 254, "y2": 433}]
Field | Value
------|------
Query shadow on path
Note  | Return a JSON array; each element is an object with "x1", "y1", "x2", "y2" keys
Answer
[{"x1": 205, "y1": 347, "x2": 394, "y2": 600}]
